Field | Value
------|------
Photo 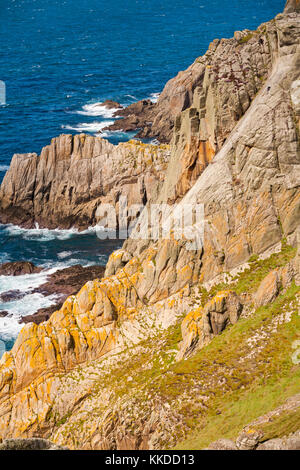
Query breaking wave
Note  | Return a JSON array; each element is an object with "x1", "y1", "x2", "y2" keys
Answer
[
  {"x1": 61, "y1": 120, "x2": 114, "y2": 133},
  {"x1": 75, "y1": 102, "x2": 121, "y2": 118}
]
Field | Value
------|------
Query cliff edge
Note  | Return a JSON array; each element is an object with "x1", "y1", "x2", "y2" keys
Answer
[{"x1": 0, "y1": 4, "x2": 299, "y2": 449}]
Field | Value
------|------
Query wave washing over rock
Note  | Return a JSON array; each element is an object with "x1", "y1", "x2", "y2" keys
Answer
[{"x1": 0, "y1": 1, "x2": 299, "y2": 451}]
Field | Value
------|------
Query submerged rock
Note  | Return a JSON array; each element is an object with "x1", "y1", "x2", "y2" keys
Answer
[
  {"x1": 0, "y1": 290, "x2": 25, "y2": 302},
  {"x1": 101, "y1": 99, "x2": 123, "y2": 110}
]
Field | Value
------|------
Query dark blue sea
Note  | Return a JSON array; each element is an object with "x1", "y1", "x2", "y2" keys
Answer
[{"x1": 0, "y1": 0, "x2": 284, "y2": 349}]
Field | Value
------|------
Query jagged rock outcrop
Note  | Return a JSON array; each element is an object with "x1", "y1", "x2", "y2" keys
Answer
[
  {"x1": 0, "y1": 261, "x2": 42, "y2": 276},
  {"x1": 120, "y1": 10, "x2": 300, "y2": 282},
  {"x1": 0, "y1": 137, "x2": 169, "y2": 229},
  {"x1": 0, "y1": 239, "x2": 198, "y2": 441},
  {"x1": 176, "y1": 291, "x2": 243, "y2": 360},
  {"x1": 284, "y1": 0, "x2": 300, "y2": 14},
  {"x1": 104, "y1": 99, "x2": 156, "y2": 135},
  {"x1": 0, "y1": 6, "x2": 299, "y2": 448},
  {"x1": 254, "y1": 263, "x2": 295, "y2": 308},
  {"x1": 107, "y1": 4, "x2": 295, "y2": 160}
]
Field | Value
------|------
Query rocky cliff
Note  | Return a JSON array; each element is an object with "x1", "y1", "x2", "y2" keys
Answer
[
  {"x1": 2, "y1": 3, "x2": 298, "y2": 230},
  {"x1": 284, "y1": 0, "x2": 300, "y2": 13},
  {"x1": 0, "y1": 3, "x2": 299, "y2": 450},
  {"x1": 105, "y1": 0, "x2": 297, "y2": 147},
  {"x1": 0, "y1": 137, "x2": 169, "y2": 229}
]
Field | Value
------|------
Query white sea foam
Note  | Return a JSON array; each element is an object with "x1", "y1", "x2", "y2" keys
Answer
[
  {"x1": 62, "y1": 121, "x2": 114, "y2": 133},
  {"x1": 1, "y1": 222, "x2": 99, "y2": 240},
  {"x1": 1, "y1": 223, "x2": 83, "y2": 241},
  {"x1": 0, "y1": 267, "x2": 61, "y2": 343},
  {"x1": 75, "y1": 102, "x2": 121, "y2": 118},
  {"x1": 149, "y1": 92, "x2": 160, "y2": 103},
  {"x1": 0, "y1": 267, "x2": 58, "y2": 295},
  {"x1": 0, "y1": 293, "x2": 59, "y2": 342},
  {"x1": 57, "y1": 250, "x2": 74, "y2": 259},
  {"x1": 0, "y1": 165, "x2": 9, "y2": 172},
  {"x1": 125, "y1": 94, "x2": 138, "y2": 101}
]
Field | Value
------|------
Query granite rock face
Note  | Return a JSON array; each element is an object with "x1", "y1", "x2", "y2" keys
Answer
[
  {"x1": 0, "y1": 137, "x2": 169, "y2": 229},
  {"x1": 106, "y1": 4, "x2": 295, "y2": 152},
  {"x1": 121, "y1": 11, "x2": 300, "y2": 283},
  {"x1": 0, "y1": 7, "x2": 299, "y2": 448},
  {"x1": 176, "y1": 291, "x2": 243, "y2": 360},
  {"x1": 284, "y1": 0, "x2": 300, "y2": 14}
]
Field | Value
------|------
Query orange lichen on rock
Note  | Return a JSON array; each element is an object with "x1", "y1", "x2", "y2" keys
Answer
[{"x1": 177, "y1": 291, "x2": 243, "y2": 360}]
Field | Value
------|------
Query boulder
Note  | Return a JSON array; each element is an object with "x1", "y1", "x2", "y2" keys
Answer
[
  {"x1": 0, "y1": 261, "x2": 42, "y2": 276},
  {"x1": 206, "y1": 438, "x2": 237, "y2": 450},
  {"x1": 254, "y1": 261, "x2": 297, "y2": 308},
  {"x1": 254, "y1": 270, "x2": 281, "y2": 308},
  {"x1": 236, "y1": 429, "x2": 263, "y2": 450},
  {"x1": 177, "y1": 291, "x2": 243, "y2": 360},
  {"x1": 257, "y1": 432, "x2": 300, "y2": 450}
]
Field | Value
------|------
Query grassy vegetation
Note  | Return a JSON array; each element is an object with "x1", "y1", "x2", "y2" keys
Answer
[
  {"x1": 238, "y1": 32, "x2": 256, "y2": 44},
  {"x1": 198, "y1": 240, "x2": 296, "y2": 305},
  {"x1": 175, "y1": 373, "x2": 300, "y2": 449},
  {"x1": 174, "y1": 282, "x2": 300, "y2": 449},
  {"x1": 51, "y1": 243, "x2": 299, "y2": 449}
]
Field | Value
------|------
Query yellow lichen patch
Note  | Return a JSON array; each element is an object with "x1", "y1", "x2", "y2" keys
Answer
[
  {"x1": 110, "y1": 249, "x2": 124, "y2": 260},
  {"x1": 182, "y1": 307, "x2": 203, "y2": 336},
  {"x1": 176, "y1": 264, "x2": 193, "y2": 285}
]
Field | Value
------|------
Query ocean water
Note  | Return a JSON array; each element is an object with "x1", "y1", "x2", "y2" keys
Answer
[{"x1": 0, "y1": 0, "x2": 284, "y2": 350}]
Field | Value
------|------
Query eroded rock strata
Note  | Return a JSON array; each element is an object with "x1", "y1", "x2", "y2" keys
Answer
[
  {"x1": 105, "y1": 2, "x2": 297, "y2": 149},
  {"x1": 21, "y1": 264, "x2": 106, "y2": 325},
  {"x1": 0, "y1": 138, "x2": 169, "y2": 229},
  {"x1": 0, "y1": 3, "x2": 299, "y2": 450}
]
